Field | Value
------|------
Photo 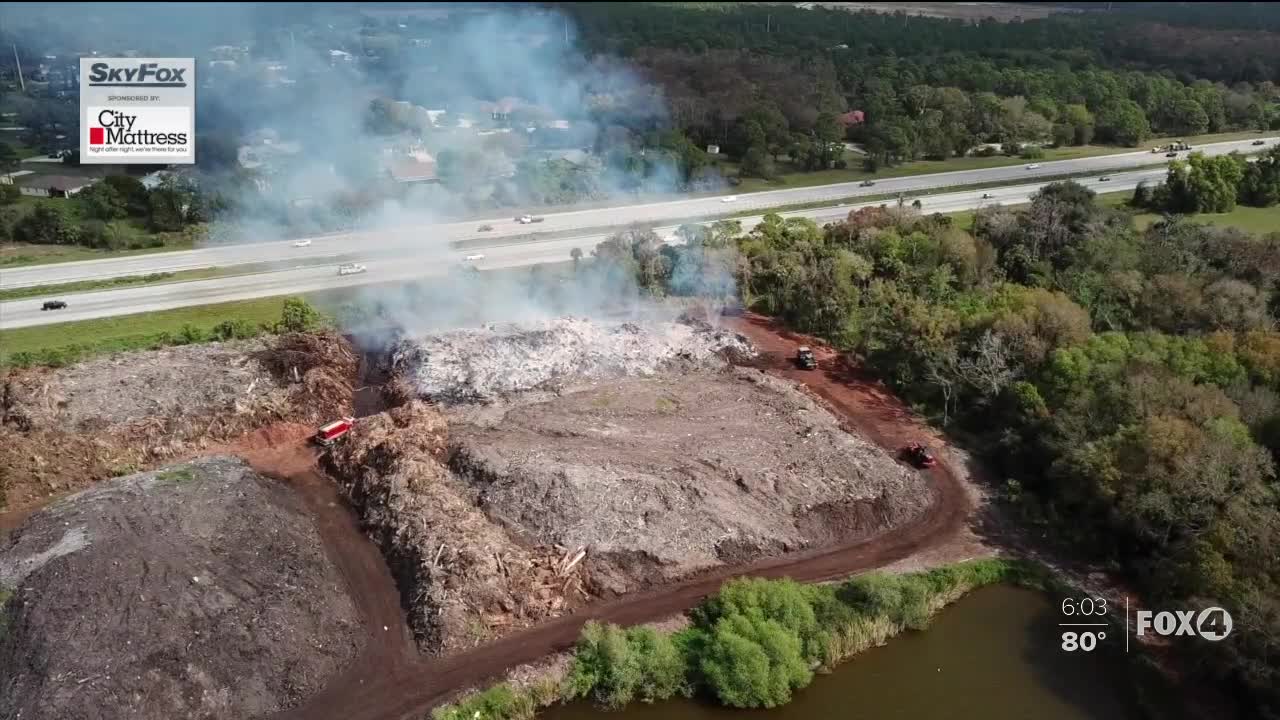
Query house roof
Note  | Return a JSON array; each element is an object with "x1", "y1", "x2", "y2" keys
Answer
[
  {"x1": 20, "y1": 174, "x2": 98, "y2": 191},
  {"x1": 838, "y1": 110, "x2": 865, "y2": 126},
  {"x1": 387, "y1": 157, "x2": 437, "y2": 182}
]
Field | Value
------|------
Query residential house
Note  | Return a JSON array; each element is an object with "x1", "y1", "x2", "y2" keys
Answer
[
  {"x1": 479, "y1": 97, "x2": 523, "y2": 122},
  {"x1": 18, "y1": 174, "x2": 98, "y2": 198},
  {"x1": 837, "y1": 110, "x2": 866, "y2": 128},
  {"x1": 386, "y1": 147, "x2": 438, "y2": 184},
  {"x1": 0, "y1": 170, "x2": 34, "y2": 185}
]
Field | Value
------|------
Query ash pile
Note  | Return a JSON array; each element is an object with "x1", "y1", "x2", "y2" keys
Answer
[{"x1": 390, "y1": 316, "x2": 753, "y2": 404}]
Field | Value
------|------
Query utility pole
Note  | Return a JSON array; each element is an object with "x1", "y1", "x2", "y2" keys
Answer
[{"x1": 12, "y1": 43, "x2": 24, "y2": 92}]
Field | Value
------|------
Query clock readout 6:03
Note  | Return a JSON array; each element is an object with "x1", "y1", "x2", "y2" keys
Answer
[{"x1": 1061, "y1": 597, "x2": 1109, "y2": 616}]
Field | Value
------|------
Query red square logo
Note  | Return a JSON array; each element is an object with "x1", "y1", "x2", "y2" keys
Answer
[{"x1": 89, "y1": 127, "x2": 104, "y2": 145}]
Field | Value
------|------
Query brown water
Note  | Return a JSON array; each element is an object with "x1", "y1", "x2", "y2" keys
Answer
[{"x1": 544, "y1": 585, "x2": 1155, "y2": 720}]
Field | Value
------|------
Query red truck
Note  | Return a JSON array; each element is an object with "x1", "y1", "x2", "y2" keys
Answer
[{"x1": 315, "y1": 417, "x2": 355, "y2": 446}]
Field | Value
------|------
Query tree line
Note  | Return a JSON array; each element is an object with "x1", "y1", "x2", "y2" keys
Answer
[
  {"x1": 595, "y1": 184, "x2": 1280, "y2": 717},
  {"x1": 1135, "y1": 145, "x2": 1280, "y2": 214},
  {"x1": 0, "y1": 173, "x2": 212, "y2": 250},
  {"x1": 555, "y1": 3, "x2": 1280, "y2": 181}
]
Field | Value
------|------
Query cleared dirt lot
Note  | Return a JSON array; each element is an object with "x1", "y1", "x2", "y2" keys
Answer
[
  {"x1": 328, "y1": 319, "x2": 931, "y2": 655},
  {"x1": 448, "y1": 368, "x2": 930, "y2": 592},
  {"x1": 0, "y1": 456, "x2": 361, "y2": 720}
]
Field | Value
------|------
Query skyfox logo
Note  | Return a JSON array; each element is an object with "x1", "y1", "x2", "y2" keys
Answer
[{"x1": 87, "y1": 63, "x2": 187, "y2": 86}]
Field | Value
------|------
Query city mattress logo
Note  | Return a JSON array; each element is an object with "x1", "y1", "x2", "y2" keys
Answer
[
  {"x1": 89, "y1": 109, "x2": 188, "y2": 146},
  {"x1": 80, "y1": 58, "x2": 194, "y2": 165},
  {"x1": 87, "y1": 62, "x2": 188, "y2": 87},
  {"x1": 85, "y1": 107, "x2": 192, "y2": 158}
]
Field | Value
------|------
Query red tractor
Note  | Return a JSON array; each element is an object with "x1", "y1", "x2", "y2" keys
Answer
[{"x1": 902, "y1": 442, "x2": 937, "y2": 469}]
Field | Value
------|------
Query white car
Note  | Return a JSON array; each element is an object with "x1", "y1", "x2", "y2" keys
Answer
[
  {"x1": 337, "y1": 263, "x2": 367, "y2": 276},
  {"x1": 465, "y1": 253, "x2": 486, "y2": 262},
  {"x1": 1025, "y1": 163, "x2": 1040, "y2": 170},
  {"x1": 721, "y1": 195, "x2": 738, "y2": 203},
  {"x1": 517, "y1": 214, "x2": 534, "y2": 224},
  {"x1": 293, "y1": 239, "x2": 312, "y2": 248}
]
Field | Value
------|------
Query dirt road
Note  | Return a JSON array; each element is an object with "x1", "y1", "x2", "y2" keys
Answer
[{"x1": 270, "y1": 313, "x2": 973, "y2": 720}]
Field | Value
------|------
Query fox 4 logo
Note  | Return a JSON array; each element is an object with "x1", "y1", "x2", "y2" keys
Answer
[{"x1": 1136, "y1": 607, "x2": 1233, "y2": 642}]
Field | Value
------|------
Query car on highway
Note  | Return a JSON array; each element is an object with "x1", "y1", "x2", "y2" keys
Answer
[
  {"x1": 1254, "y1": 139, "x2": 1267, "y2": 146},
  {"x1": 41, "y1": 300, "x2": 67, "y2": 311},
  {"x1": 721, "y1": 195, "x2": 738, "y2": 203},
  {"x1": 981, "y1": 192, "x2": 993, "y2": 199},
  {"x1": 293, "y1": 239, "x2": 312, "y2": 248},
  {"x1": 860, "y1": 180, "x2": 876, "y2": 187},
  {"x1": 478, "y1": 224, "x2": 494, "y2": 232},
  {"x1": 1165, "y1": 151, "x2": 1178, "y2": 158},
  {"x1": 1025, "y1": 163, "x2": 1040, "y2": 170},
  {"x1": 1098, "y1": 175, "x2": 1111, "y2": 182},
  {"x1": 337, "y1": 263, "x2": 367, "y2": 276},
  {"x1": 515, "y1": 214, "x2": 544, "y2": 224},
  {"x1": 464, "y1": 253, "x2": 486, "y2": 262}
]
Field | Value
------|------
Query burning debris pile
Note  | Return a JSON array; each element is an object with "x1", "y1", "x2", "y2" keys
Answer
[
  {"x1": 322, "y1": 315, "x2": 930, "y2": 653},
  {"x1": 390, "y1": 316, "x2": 753, "y2": 403},
  {"x1": 325, "y1": 402, "x2": 591, "y2": 654},
  {"x1": 0, "y1": 333, "x2": 357, "y2": 511}
]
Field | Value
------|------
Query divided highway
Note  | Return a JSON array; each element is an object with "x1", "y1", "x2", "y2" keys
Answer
[
  {"x1": 1, "y1": 168, "x2": 1164, "y2": 329},
  {"x1": 3, "y1": 135, "x2": 1273, "y2": 291}
]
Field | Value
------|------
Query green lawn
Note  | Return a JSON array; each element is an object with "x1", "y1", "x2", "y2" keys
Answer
[
  {"x1": 947, "y1": 191, "x2": 1280, "y2": 236},
  {"x1": 1097, "y1": 194, "x2": 1280, "y2": 234},
  {"x1": 0, "y1": 263, "x2": 570, "y2": 366},
  {"x1": 0, "y1": 234, "x2": 200, "y2": 267},
  {"x1": 0, "y1": 296, "x2": 299, "y2": 364}
]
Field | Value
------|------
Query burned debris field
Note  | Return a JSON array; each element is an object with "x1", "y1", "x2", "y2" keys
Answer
[
  {"x1": 0, "y1": 315, "x2": 945, "y2": 717},
  {"x1": 329, "y1": 317, "x2": 932, "y2": 653}
]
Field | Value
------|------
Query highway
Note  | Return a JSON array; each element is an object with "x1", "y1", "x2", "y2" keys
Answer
[
  {"x1": 1, "y1": 168, "x2": 1164, "y2": 329},
  {"x1": 2, "y1": 135, "x2": 1274, "y2": 290}
]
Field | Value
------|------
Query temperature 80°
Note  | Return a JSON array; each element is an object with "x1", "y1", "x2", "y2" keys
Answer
[{"x1": 1061, "y1": 630, "x2": 1106, "y2": 652}]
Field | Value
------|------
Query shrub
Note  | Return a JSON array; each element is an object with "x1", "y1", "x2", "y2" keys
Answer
[
  {"x1": 177, "y1": 323, "x2": 206, "y2": 345},
  {"x1": 566, "y1": 622, "x2": 690, "y2": 708},
  {"x1": 693, "y1": 577, "x2": 825, "y2": 661},
  {"x1": 430, "y1": 684, "x2": 537, "y2": 720},
  {"x1": 279, "y1": 297, "x2": 322, "y2": 333},
  {"x1": 1020, "y1": 145, "x2": 1046, "y2": 160},
  {"x1": 699, "y1": 613, "x2": 812, "y2": 708},
  {"x1": 212, "y1": 318, "x2": 259, "y2": 341}
]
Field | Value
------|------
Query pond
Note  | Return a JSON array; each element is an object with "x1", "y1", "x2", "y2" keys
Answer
[{"x1": 544, "y1": 585, "x2": 1167, "y2": 720}]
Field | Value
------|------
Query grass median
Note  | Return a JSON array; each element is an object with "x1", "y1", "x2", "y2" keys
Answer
[{"x1": 0, "y1": 296, "x2": 296, "y2": 366}]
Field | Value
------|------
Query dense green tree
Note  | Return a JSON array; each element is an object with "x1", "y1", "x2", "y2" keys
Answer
[
  {"x1": 1239, "y1": 145, "x2": 1280, "y2": 207},
  {"x1": 76, "y1": 182, "x2": 128, "y2": 221},
  {"x1": 1163, "y1": 152, "x2": 1248, "y2": 213},
  {"x1": 13, "y1": 204, "x2": 78, "y2": 245},
  {"x1": 1095, "y1": 99, "x2": 1150, "y2": 146},
  {"x1": 0, "y1": 141, "x2": 19, "y2": 174}
]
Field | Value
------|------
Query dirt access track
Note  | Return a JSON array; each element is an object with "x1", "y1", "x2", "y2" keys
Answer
[{"x1": 267, "y1": 311, "x2": 973, "y2": 720}]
